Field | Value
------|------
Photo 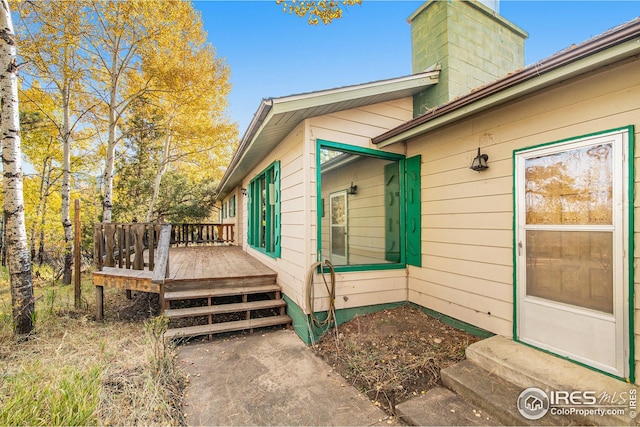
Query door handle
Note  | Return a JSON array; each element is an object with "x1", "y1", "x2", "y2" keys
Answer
[{"x1": 518, "y1": 241, "x2": 523, "y2": 256}]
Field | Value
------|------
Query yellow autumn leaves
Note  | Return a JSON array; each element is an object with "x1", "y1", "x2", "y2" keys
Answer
[{"x1": 277, "y1": 0, "x2": 363, "y2": 25}]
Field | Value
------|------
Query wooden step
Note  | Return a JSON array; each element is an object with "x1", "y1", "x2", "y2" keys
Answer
[
  {"x1": 164, "y1": 315, "x2": 291, "y2": 339},
  {"x1": 163, "y1": 274, "x2": 277, "y2": 292},
  {"x1": 163, "y1": 284, "x2": 281, "y2": 301},
  {"x1": 164, "y1": 299, "x2": 286, "y2": 319}
]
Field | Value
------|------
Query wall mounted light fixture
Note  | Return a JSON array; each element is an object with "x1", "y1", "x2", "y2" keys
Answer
[
  {"x1": 470, "y1": 147, "x2": 489, "y2": 171},
  {"x1": 241, "y1": 187, "x2": 247, "y2": 196},
  {"x1": 348, "y1": 182, "x2": 358, "y2": 195}
]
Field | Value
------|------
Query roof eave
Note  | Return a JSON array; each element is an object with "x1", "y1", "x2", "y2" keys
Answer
[
  {"x1": 215, "y1": 99, "x2": 272, "y2": 200},
  {"x1": 272, "y1": 70, "x2": 440, "y2": 110},
  {"x1": 215, "y1": 70, "x2": 440, "y2": 200},
  {"x1": 373, "y1": 18, "x2": 640, "y2": 148}
]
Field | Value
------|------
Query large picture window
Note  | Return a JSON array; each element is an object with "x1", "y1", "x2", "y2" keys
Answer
[
  {"x1": 317, "y1": 141, "x2": 416, "y2": 270},
  {"x1": 248, "y1": 161, "x2": 281, "y2": 257}
]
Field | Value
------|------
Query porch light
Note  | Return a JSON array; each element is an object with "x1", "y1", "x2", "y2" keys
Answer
[
  {"x1": 470, "y1": 147, "x2": 489, "y2": 171},
  {"x1": 241, "y1": 188, "x2": 247, "y2": 196},
  {"x1": 348, "y1": 182, "x2": 358, "y2": 195}
]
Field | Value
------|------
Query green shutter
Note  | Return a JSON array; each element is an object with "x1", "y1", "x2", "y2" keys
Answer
[
  {"x1": 247, "y1": 182, "x2": 253, "y2": 245},
  {"x1": 384, "y1": 162, "x2": 401, "y2": 263},
  {"x1": 405, "y1": 155, "x2": 422, "y2": 267},
  {"x1": 273, "y1": 161, "x2": 281, "y2": 257}
]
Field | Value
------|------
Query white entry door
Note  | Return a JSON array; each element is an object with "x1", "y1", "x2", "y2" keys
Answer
[
  {"x1": 515, "y1": 129, "x2": 630, "y2": 378},
  {"x1": 329, "y1": 191, "x2": 348, "y2": 265}
]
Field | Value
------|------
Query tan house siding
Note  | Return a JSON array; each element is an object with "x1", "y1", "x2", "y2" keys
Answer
[
  {"x1": 242, "y1": 122, "x2": 308, "y2": 306},
  {"x1": 221, "y1": 188, "x2": 241, "y2": 245},
  {"x1": 405, "y1": 59, "x2": 640, "y2": 355},
  {"x1": 309, "y1": 98, "x2": 411, "y2": 153}
]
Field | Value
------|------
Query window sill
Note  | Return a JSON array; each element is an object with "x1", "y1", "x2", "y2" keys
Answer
[
  {"x1": 321, "y1": 263, "x2": 407, "y2": 273},
  {"x1": 249, "y1": 245, "x2": 278, "y2": 259}
]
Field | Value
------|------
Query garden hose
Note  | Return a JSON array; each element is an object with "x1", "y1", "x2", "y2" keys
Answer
[{"x1": 304, "y1": 259, "x2": 336, "y2": 339}]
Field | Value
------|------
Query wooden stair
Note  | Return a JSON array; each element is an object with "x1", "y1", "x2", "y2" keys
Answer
[{"x1": 163, "y1": 281, "x2": 291, "y2": 340}]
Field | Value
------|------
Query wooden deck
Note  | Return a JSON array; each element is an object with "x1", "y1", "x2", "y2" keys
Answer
[
  {"x1": 93, "y1": 246, "x2": 277, "y2": 293},
  {"x1": 92, "y1": 223, "x2": 291, "y2": 336},
  {"x1": 167, "y1": 246, "x2": 275, "y2": 283}
]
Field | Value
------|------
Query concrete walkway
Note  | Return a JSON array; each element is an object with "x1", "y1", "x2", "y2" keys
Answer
[{"x1": 178, "y1": 329, "x2": 394, "y2": 426}]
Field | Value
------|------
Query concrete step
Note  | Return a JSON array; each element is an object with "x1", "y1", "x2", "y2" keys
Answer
[
  {"x1": 165, "y1": 315, "x2": 292, "y2": 339},
  {"x1": 463, "y1": 336, "x2": 638, "y2": 426},
  {"x1": 396, "y1": 386, "x2": 499, "y2": 426},
  {"x1": 164, "y1": 299, "x2": 286, "y2": 318},
  {"x1": 163, "y1": 284, "x2": 282, "y2": 301},
  {"x1": 442, "y1": 360, "x2": 577, "y2": 426}
]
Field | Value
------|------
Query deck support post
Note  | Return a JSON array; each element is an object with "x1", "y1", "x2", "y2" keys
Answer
[
  {"x1": 96, "y1": 285, "x2": 104, "y2": 321},
  {"x1": 159, "y1": 284, "x2": 166, "y2": 314},
  {"x1": 276, "y1": 291, "x2": 285, "y2": 315}
]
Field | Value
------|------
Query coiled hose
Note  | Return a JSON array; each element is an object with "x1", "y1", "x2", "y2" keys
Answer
[{"x1": 304, "y1": 259, "x2": 336, "y2": 342}]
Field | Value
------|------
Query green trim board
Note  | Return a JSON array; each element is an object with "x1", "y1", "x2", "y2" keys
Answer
[
  {"x1": 283, "y1": 294, "x2": 493, "y2": 345},
  {"x1": 405, "y1": 155, "x2": 422, "y2": 267},
  {"x1": 512, "y1": 148, "x2": 517, "y2": 342},
  {"x1": 317, "y1": 139, "x2": 405, "y2": 161},
  {"x1": 626, "y1": 125, "x2": 635, "y2": 384},
  {"x1": 320, "y1": 263, "x2": 407, "y2": 274},
  {"x1": 283, "y1": 293, "x2": 404, "y2": 344},
  {"x1": 283, "y1": 294, "x2": 316, "y2": 345},
  {"x1": 512, "y1": 126, "x2": 635, "y2": 383},
  {"x1": 408, "y1": 303, "x2": 494, "y2": 339}
]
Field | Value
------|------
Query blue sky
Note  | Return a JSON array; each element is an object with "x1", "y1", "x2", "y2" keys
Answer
[{"x1": 194, "y1": 1, "x2": 640, "y2": 134}]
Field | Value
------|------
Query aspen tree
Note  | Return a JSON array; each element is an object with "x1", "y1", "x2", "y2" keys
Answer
[
  {"x1": 84, "y1": 0, "x2": 210, "y2": 223},
  {"x1": 17, "y1": 1, "x2": 88, "y2": 283},
  {"x1": 137, "y1": 1, "x2": 235, "y2": 221},
  {"x1": 0, "y1": 0, "x2": 34, "y2": 335}
]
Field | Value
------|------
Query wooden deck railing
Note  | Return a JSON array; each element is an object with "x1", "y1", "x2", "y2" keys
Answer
[
  {"x1": 93, "y1": 222, "x2": 234, "y2": 321},
  {"x1": 93, "y1": 222, "x2": 235, "y2": 273},
  {"x1": 170, "y1": 223, "x2": 234, "y2": 246},
  {"x1": 93, "y1": 223, "x2": 172, "y2": 282}
]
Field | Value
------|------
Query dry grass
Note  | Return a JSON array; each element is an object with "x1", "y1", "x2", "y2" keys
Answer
[{"x1": 0, "y1": 268, "x2": 185, "y2": 426}]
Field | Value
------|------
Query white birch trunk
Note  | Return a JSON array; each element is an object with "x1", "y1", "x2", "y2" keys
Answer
[
  {"x1": 101, "y1": 51, "x2": 119, "y2": 224},
  {"x1": 61, "y1": 81, "x2": 73, "y2": 284},
  {"x1": 38, "y1": 163, "x2": 52, "y2": 266},
  {"x1": 0, "y1": 0, "x2": 34, "y2": 335},
  {"x1": 145, "y1": 131, "x2": 172, "y2": 222},
  {"x1": 30, "y1": 155, "x2": 49, "y2": 260}
]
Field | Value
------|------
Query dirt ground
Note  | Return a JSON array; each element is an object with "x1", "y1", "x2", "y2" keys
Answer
[{"x1": 313, "y1": 305, "x2": 481, "y2": 415}]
